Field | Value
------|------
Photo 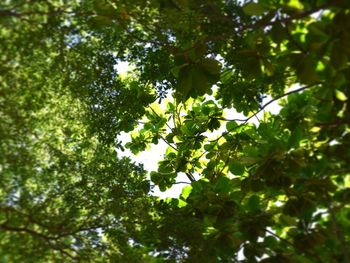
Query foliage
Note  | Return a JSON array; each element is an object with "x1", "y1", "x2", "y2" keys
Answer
[
  {"x1": 0, "y1": 47, "x2": 154, "y2": 261},
  {"x1": 1, "y1": 0, "x2": 350, "y2": 262}
]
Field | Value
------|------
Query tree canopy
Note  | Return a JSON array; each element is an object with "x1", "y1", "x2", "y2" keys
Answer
[{"x1": 1, "y1": 0, "x2": 350, "y2": 262}]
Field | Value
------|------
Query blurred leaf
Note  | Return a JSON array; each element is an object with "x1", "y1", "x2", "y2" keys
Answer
[
  {"x1": 229, "y1": 161, "x2": 245, "y2": 175},
  {"x1": 243, "y1": 2, "x2": 268, "y2": 16}
]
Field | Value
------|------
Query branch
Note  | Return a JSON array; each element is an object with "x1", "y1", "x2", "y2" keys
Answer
[
  {"x1": 0, "y1": 223, "x2": 57, "y2": 241},
  {"x1": 265, "y1": 228, "x2": 294, "y2": 247},
  {"x1": 251, "y1": 85, "x2": 312, "y2": 118},
  {"x1": 185, "y1": 172, "x2": 196, "y2": 182},
  {"x1": 158, "y1": 132, "x2": 178, "y2": 152},
  {"x1": 222, "y1": 84, "x2": 314, "y2": 123},
  {"x1": 206, "y1": 84, "x2": 314, "y2": 164}
]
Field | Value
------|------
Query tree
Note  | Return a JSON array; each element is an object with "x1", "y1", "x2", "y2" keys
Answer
[
  {"x1": 0, "y1": 34, "x2": 155, "y2": 262},
  {"x1": 0, "y1": 2, "x2": 155, "y2": 261},
  {"x1": 1, "y1": 0, "x2": 350, "y2": 262}
]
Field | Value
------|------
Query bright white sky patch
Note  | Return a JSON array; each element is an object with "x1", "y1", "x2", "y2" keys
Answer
[{"x1": 114, "y1": 61, "x2": 132, "y2": 76}]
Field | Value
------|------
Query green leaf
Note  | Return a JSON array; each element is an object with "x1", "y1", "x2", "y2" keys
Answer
[
  {"x1": 229, "y1": 161, "x2": 245, "y2": 175},
  {"x1": 226, "y1": 121, "x2": 238, "y2": 131},
  {"x1": 262, "y1": 59, "x2": 275, "y2": 76},
  {"x1": 250, "y1": 179, "x2": 265, "y2": 192},
  {"x1": 165, "y1": 133, "x2": 175, "y2": 143},
  {"x1": 279, "y1": 214, "x2": 297, "y2": 226},
  {"x1": 243, "y1": 2, "x2": 268, "y2": 16},
  {"x1": 335, "y1": 89, "x2": 348, "y2": 101},
  {"x1": 214, "y1": 177, "x2": 232, "y2": 193},
  {"x1": 270, "y1": 23, "x2": 286, "y2": 44},
  {"x1": 176, "y1": 157, "x2": 188, "y2": 172},
  {"x1": 181, "y1": 185, "x2": 192, "y2": 199},
  {"x1": 176, "y1": 65, "x2": 214, "y2": 99},
  {"x1": 288, "y1": 126, "x2": 302, "y2": 148},
  {"x1": 242, "y1": 56, "x2": 262, "y2": 79},
  {"x1": 208, "y1": 118, "x2": 221, "y2": 131},
  {"x1": 189, "y1": 43, "x2": 207, "y2": 61},
  {"x1": 177, "y1": 65, "x2": 193, "y2": 99},
  {"x1": 292, "y1": 55, "x2": 318, "y2": 84},
  {"x1": 150, "y1": 171, "x2": 162, "y2": 184},
  {"x1": 264, "y1": 236, "x2": 278, "y2": 248},
  {"x1": 171, "y1": 63, "x2": 188, "y2": 78},
  {"x1": 191, "y1": 66, "x2": 211, "y2": 96},
  {"x1": 204, "y1": 143, "x2": 215, "y2": 151},
  {"x1": 200, "y1": 58, "x2": 221, "y2": 75},
  {"x1": 247, "y1": 195, "x2": 260, "y2": 210},
  {"x1": 94, "y1": 2, "x2": 117, "y2": 17},
  {"x1": 287, "y1": 0, "x2": 303, "y2": 10},
  {"x1": 331, "y1": 41, "x2": 348, "y2": 70},
  {"x1": 89, "y1": 15, "x2": 114, "y2": 29}
]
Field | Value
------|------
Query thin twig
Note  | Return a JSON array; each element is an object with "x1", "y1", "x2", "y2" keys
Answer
[
  {"x1": 222, "y1": 84, "x2": 314, "y2": 123},
  {"x1": 265, "y1": 228, "x2": 294, "y2": 247}
]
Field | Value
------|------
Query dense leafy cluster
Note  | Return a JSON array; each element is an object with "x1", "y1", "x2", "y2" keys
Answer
[{"x1": 1, "y1": 0, "x2": 350, "y2": 262}]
